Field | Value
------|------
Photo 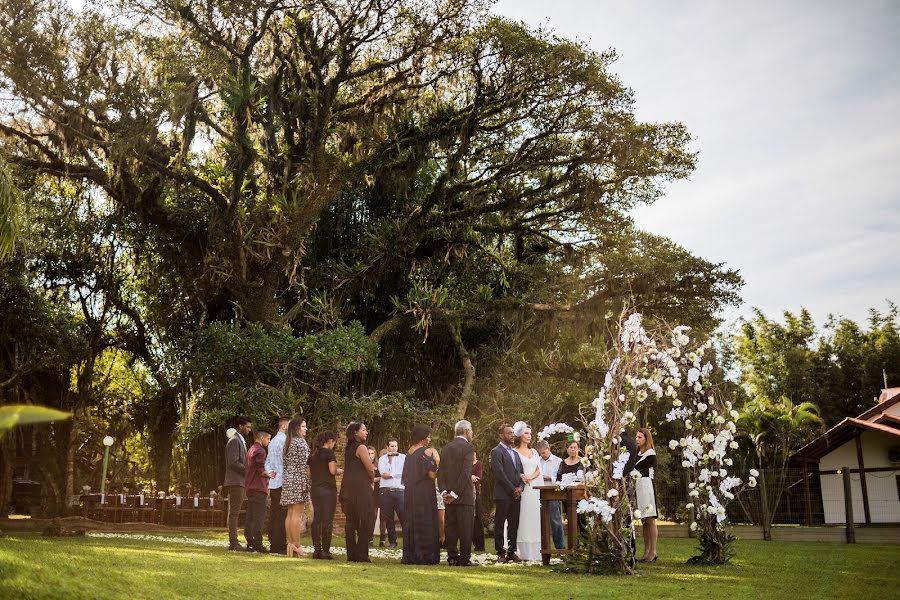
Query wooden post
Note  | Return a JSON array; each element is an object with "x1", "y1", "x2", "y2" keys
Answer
[
  {"x1": 842, "y1": 467, "x2": 856, "y2": 544},
  {"x1": 758, "y1": 468, "x2": 772, "y2": 541},
  {"x1": 540, "y1": 492, "x2": 551, "y2": 566},
  {"x1": 854, "y1": 434, "x2": 871, "y2": 524},
  {"x1": 802, "y1": 460, "x2": 813, "y2": 526}
]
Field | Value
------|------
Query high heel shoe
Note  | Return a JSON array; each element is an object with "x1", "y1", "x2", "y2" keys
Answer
[{"x1": 286, "y1": 543, "x2": 304, "y2": 558}]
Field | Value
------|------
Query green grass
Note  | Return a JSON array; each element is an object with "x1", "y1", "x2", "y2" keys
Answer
[{"x1": 0, "y1": 533, "x2": 897, "y2": 599}]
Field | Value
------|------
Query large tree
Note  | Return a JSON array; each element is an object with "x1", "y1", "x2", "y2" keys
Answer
[{"x1": 1, "y1": 0, "x2": 749, "y2": 502}]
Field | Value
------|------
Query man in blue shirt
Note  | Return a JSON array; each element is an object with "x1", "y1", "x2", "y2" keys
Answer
[{"x1": 265, "y1": 416, "x2": 290, "y2": 555}]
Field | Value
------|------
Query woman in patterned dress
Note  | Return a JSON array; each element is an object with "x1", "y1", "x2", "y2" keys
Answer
[{"x1": 280, "y1": 416, "x2": 311, "y2": 557}]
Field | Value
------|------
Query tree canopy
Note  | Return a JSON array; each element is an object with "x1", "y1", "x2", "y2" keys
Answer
[{"x1": 0, "y1": 0, "x2": 748, "y2": 511}]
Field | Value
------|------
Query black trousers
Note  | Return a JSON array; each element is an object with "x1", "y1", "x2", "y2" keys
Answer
[
  {"x1": 343, "y1": 494, "x2": 375, "y2": 561},
  {"x1": 267, "y1": 487, "x2": 287, "y2": 554},
  {"x1": 311, "y1": 487, "x2": 337, "y2": 554},
  {"x1": 379, "y1": 489, "x2": 404, "y2": 544},
  {"x1": 493, "y1": 498, "x2": 521, "y2": 555},
  {"x1": 244, "y1": 490, "x2": 267, "y2": 550},
  {"x1": 473, "y1": 493, "x2": 485, "y2": 551},
  {"x1": 445, "y1": 502, "x2": 475, "y2": 563},
  {"x1": 225, "y1": 485, "x2": 244, "y2": 545}
]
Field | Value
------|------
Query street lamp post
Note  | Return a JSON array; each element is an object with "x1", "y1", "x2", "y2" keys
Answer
[{"x1": 100, "y1": 435, "x2": 114, "y2": 495}]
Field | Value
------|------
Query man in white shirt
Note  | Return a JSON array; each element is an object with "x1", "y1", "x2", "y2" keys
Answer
[
  {"x1": 377, "y1": 438, "x2": 405, "y2": 548},
  {"x1": 537, "y1": 440, "x2": 565, "y2": 550},
  {"x1": 265, "y1": 416, "x2": 290, "y2": 555}
]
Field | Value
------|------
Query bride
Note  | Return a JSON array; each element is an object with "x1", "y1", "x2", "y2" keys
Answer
[{"x1": 512, "y1": 421, "x2": 543, "y2": 562}]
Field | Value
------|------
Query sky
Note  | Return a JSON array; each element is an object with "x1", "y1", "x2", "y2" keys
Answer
[{"x1": 494, "y1": 0, "x2": 900, "y2": 326}]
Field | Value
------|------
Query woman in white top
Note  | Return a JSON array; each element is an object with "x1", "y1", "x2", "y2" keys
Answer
[
  {"x1": 512, "y1": 421, "x2": 543, "y2": 561},
  {"x1": 634, "y1": 428, "x2": 658, "y2": 562}
]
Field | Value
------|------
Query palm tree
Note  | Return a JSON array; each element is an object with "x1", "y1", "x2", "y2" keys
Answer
[
  {"x1": 737, "y1": 396, "x2": 825, "y2": 526},
  {"x1": 0, "y1": 159, "x2": 21, "y2": 260}
]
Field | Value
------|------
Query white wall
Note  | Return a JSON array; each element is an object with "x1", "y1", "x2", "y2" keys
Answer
[{"x1": 819, "y1": 430, "x2": 900, "y2": 524}]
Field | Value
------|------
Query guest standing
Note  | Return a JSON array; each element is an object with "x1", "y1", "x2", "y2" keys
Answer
[
  {"x1": 438, "y1": 420, "x2": 477, "y2": 566},
  {"x1": 489, "y1": 423, "x2": 524, "y2": 563},
  {"x1": 513, "y1": 421, "x2": 542, "y2": 561},
  {"x1": 378, "y1": 438, "x2": 405, "y2": 549},
  {"x1": 433, "y1": 448, "x2": 444, "y2": 545},
  {"x1": 340, "y1": 421, "x2": 377, "y2": 562},
  {"x1": 368, "y1": 446, "x2": 385, "y2": 547},
  {"x1": 471, "y1": 451, "x2": 485, "y2": 552},
  {"x1": 265, "y1": 416, "x2": 290, "y2": 555},
  {"x1": 635, "y1": 428, "x2": 658, "y2": 562},
  {"x1": 280, "y1": 416, "x2": 311, "y2": 558},
  {"x1": 223, "y1": 416, "x2": 252, "y2": 551},
  {"x1": 309, "y1": 431, "x2": 342, "y2": 559},
  {"x1": 537, "y1": 440, "x2": 565, "y2": 550},
  {"x1": 401, "y1": 424, "x2": 440, "y2": 565},
  {"x1": 244, "y1": 428, "x2": 273, "y2": 553}
]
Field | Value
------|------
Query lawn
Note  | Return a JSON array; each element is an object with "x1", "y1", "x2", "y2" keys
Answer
[{"x1": 0, "y1": 532, "x2": 897, "y2": 600}]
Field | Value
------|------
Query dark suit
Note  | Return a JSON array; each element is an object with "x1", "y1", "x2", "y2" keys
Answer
[
  {"x1": 489, "y1": 442, "x2": 524, "y2": 556},
  {"x1": 438, "y1": 436, "x2": 475, "y2": 564},
  {"x1": 223, "y1": 434, "x2": 247, "y2": 546}
]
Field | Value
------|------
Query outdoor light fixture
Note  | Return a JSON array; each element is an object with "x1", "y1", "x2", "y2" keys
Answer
[{"x1": 100, "y1": 435, "x2": 115, "y2": 494}]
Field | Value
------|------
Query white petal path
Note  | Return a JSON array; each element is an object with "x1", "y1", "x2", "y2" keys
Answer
[{"x1": 85, "y1": 533, "x2": 559, "y2": 567}]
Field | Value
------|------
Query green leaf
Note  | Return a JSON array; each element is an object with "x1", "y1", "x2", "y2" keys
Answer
[{"x1": 0, "y1": 405, "x2": 72, "y2": 433}]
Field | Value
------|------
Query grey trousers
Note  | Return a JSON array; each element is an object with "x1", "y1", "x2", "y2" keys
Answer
[{"x1": 225, "y1": 485, "x2": 244, "y2": 545}]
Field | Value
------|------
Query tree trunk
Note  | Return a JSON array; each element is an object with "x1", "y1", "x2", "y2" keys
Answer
[
  {"x1": 0, "y1": 431, "x2": 14, "y2": 518},
  {"x1": 448, "y1": 321, "x2": 475, "y2": 420},
  {"x1": 149, "y1": 389, "x2": 180, "y2": 493},
  {"x1": 64, "y1": 409, "x2": 79, "y2": 514}
]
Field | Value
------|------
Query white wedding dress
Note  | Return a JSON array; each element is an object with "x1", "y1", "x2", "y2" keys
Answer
[{"x1": 515, "y1": 448, "x2": 543, "y2": 561}]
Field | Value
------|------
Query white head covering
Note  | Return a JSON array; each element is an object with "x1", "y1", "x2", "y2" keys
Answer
[{"x1": 512, "y1": 421, "x2": 528, "y2": 437}]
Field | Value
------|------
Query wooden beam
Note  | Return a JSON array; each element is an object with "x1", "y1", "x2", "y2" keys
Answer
[{"x1": 854, "y1": 433, "x2": 872, "y2": 524}]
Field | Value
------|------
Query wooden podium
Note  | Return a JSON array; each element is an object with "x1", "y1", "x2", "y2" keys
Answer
[{"x1": 536, "y1": 484, "x2": 588, "y2": 565}]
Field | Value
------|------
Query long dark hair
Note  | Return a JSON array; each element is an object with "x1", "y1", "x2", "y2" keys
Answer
[
  {"x1": 313, "y1": 431, "x2": 336, "y2": 457},
  {"x1": 284, "y1": 416, "x2": 306, "y2": 458},
  {"x1": 346, "y1": 421, "x2": 364, "y2": 445}
]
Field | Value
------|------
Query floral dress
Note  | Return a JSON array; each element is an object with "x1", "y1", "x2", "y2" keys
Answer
[{"x1": 280, "y1": 437, "x2": 311, "y2": 505}]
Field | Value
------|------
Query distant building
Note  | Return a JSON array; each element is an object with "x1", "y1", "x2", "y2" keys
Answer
[{"x1": 792, "y1": 388, "x2": 900, "y2": 524}]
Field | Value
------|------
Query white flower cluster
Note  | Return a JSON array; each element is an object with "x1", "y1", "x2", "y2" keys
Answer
[
  {"x1": 620, "y1": 313, "x2": 651, "y2": 352},
  {"x1": 577, "y1": 497, "x2": 616, "y2": 523},
  {"x1": 666, "y1": 406, "x2": 693, "y2": 422},
  {"x1": 559, "y1": 471, "x2": 584, "y2": 489},
  {"x1": 611, "y1": 451, "x2": 630, "y2": 480},
  {"x1": 537, "y1": 422, "x2": 575, "y2": 441}
]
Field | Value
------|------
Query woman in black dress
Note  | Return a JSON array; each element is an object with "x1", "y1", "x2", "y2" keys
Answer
[
  {"x1": 556, "y1": 439, "x2": 586, "y2": 533},
  {"x1": 635, "y1": 428, "x2": 658, "y2": 562},
  {"x1": 556, "y1": 440, "x2": 584, "y2": 482},
  {"x1": 309, "y1": 431, "x2": 342, "y2": 559},
  {"x1": 401, "y1": 424, "x2": 440, "y2": 565},
  {"x1": 339, "y1": 421, "x2": 376, "y2": 562}
]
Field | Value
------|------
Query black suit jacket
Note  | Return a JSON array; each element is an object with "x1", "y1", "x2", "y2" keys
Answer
[
  {"x1": 438, "y1": 436, "x2": 475, "y2": 505},
  {"x1": 620, "y1": 430, "x2": 639, "y2": 485},
  {"x1": 490, "y1": 443, "x2": 524, "y2": 501}
]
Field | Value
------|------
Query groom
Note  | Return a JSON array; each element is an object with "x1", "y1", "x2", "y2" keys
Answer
[
  {"x1": 438, "y1": 420, "x2": 477, "y2": 566},
  {"x1": 489, "y1": 423, "x2": 524, "y2": 563}
]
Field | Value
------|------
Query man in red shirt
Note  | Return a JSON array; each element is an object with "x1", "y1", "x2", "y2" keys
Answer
[{"x1": 244, "y1": 428, "x2": 274, "y2": 553}]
